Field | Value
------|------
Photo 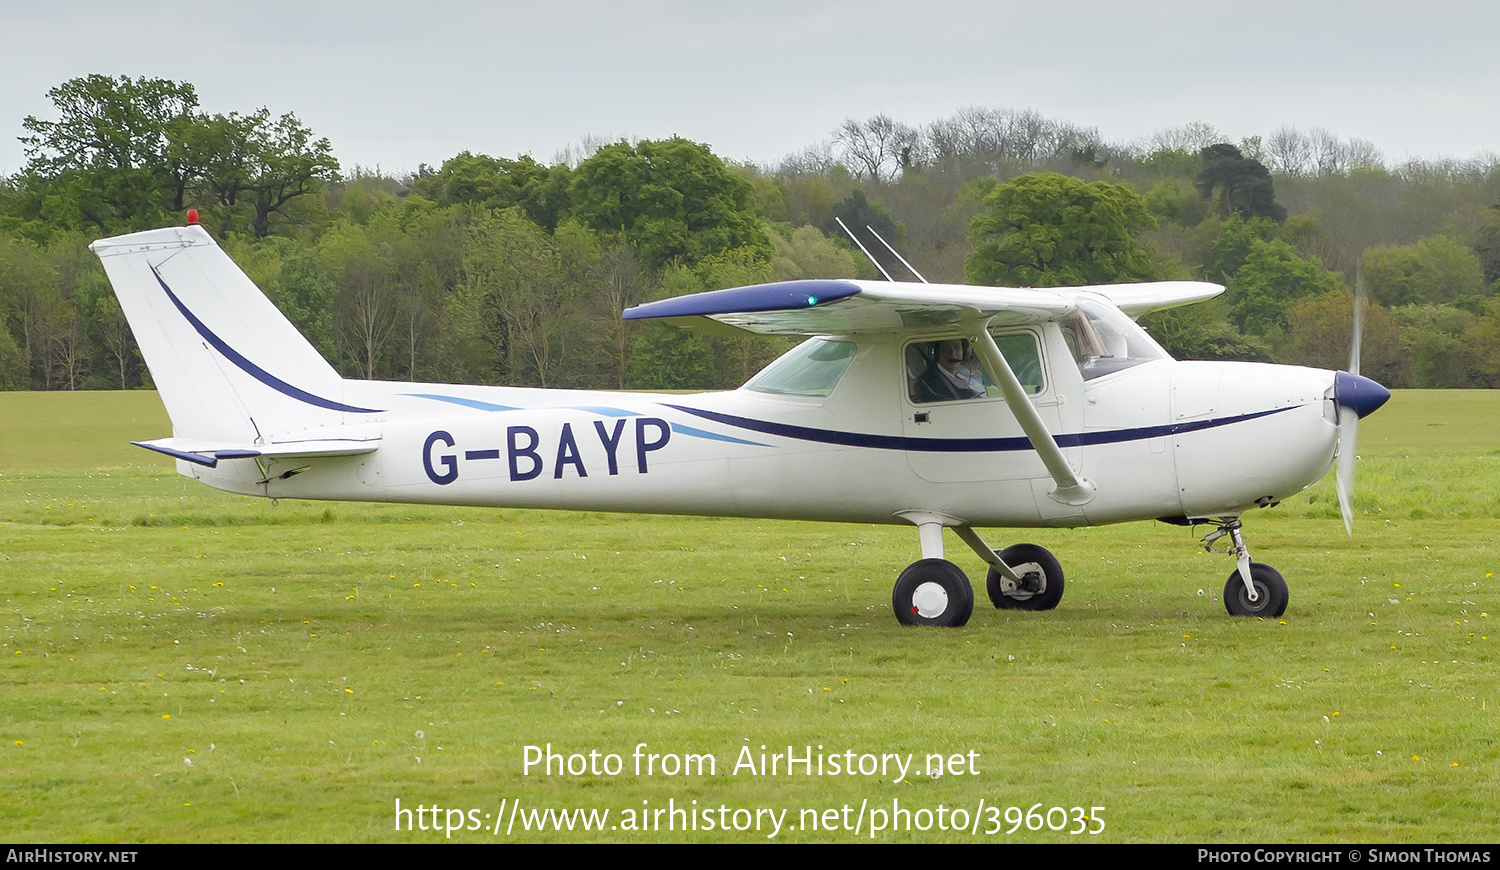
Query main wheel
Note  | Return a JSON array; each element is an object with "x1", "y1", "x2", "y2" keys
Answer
[
  {"x1": 893, "y1": 559, "x2": 974, "y2": 627},
  {"x1": 1223, "y1": 563, "x2": 1288, "y2": 617},
  {"x1": 987, "y1": 544, "x2": 1065, "y2": 610}
]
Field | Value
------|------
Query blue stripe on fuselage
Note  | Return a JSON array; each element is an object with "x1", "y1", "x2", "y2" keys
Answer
[{"x1": 663, "y1": 404, "x2": 1300, "y2": 452}]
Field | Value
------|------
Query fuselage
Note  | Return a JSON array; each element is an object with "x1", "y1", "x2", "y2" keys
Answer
[{"x1": 184, "y1": 325, "x2": 1343, "y2": 530}]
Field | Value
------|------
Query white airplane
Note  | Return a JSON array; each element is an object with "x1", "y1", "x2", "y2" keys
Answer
[{"x1": 91, "y1": 220, "x2": 1389, "y2": 627}]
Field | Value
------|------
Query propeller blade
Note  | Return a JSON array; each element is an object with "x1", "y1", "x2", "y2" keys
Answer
[
  {"x1": 1336, "y1": 404, "x2": 1358, "y2": 535},
  {"x1": 1336, "y1": 263, "x2": 1379, "y2": 534}
]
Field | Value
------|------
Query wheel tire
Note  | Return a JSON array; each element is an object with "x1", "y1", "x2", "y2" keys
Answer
[
  {"x1": 1222, "y1": 563, "x2": 1289, "y2": 618},
  {"x1": 893, "y1": 559, "x2": 974, "y2": 627},
  {"x1": 987, "y1": 544, "x2": 1065, "y2": 611}
]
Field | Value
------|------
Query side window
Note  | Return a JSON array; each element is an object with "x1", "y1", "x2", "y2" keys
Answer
[
  {"x1": 992, "y1": 331, "x2": 1044, "y2": 395},
  {"x1": 743, "y1": 338, "x2": 857, "y2": 397},
  {"x1": 906, "y1": 332, "x2": 1043, "y2": 404}
]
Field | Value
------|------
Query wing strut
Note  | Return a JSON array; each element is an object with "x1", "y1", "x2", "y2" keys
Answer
[{"x1": 967, "y1": 320, "x2": 1096, "y2": 506}]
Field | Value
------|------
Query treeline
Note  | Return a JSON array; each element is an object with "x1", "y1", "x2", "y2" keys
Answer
[{"x1": 2, "y1": 77, "x2": 1498, "y2": 392}]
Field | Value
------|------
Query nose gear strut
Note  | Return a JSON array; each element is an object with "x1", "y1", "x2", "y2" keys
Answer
[{"x1": 1201, "y1": 518, "x2": 1288, "y2": 617}]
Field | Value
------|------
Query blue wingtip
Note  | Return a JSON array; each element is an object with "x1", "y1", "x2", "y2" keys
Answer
[{"x1": 623, "y1": 279, "x2": 860, "y2": 321}]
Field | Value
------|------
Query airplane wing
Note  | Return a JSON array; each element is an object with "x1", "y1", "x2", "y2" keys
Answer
[
  {"x1": 622, "y1": 279, "x2": 1076, "y2": 336},
  {"x1": 1081, "y1": 281, "x2": 1224, "y2": 317},
  {"x1": 628, "y1": 277, "x2": 1222, "y2": 508},
  {"x1": 622, "y1": 278, "x2": 1222, "y2": 335},
  {"x1": 624, "y1": 277, "x2": 1222, "y2": 507}
]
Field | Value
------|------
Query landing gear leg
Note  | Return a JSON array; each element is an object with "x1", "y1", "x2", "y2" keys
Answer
[{"x1": 1202, "y1": 518, "x2": 1288, "y2": 617}]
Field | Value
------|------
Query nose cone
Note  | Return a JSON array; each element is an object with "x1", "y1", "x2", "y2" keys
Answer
[{"x1": 1334, "y1": 371, "x2": 1391, "y2": 419}]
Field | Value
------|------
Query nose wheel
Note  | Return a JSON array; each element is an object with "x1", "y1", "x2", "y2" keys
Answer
[
  {"x1": 1222, "y1": 563, "x2": 1288, "y2": 617},
  {"x1": 1202, "y1": 518, "x2": 1289, "y2": 618}
]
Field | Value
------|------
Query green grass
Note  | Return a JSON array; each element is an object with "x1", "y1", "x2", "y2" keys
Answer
[{"x1": 1, "y1": 390, "x2": 1497, "y2": 842}]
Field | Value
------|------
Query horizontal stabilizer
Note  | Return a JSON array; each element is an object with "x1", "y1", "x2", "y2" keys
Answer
[{"x1": 133, "y1": 436, "x2": 380, "y2": 468}]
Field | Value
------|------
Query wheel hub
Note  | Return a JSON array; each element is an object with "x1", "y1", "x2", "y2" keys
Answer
[{"x1": 911, "y1": 581, "x2": 949, "y2": 618}]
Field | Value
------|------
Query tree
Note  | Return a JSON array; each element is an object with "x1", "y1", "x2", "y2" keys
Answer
[
  {"x1": 833, "y1": 114, "x2": 919, "y2": 182},
  {"x1": 823, "y1": 189, "x2": 903, "y2": 275},
  {"x1": 1388, "y1": 304, "x2": 1476, "y2": 387},
  {"x1": 265, "y1": 242, "x2": 338, "y2": 363},
  {"x1": 1284, "y1": 290, "x2": 1404, "y2": 386},
  {"x1": 1226, "y1": 239, "x2": 1342, "y2": 335},
  {"x1": 594, "y1": 240, "x2": 648, "y2": 389},
  {"x1": 1203, "y1": 215, "x2": 1279, "y2": 283},
  {"x1": 696, "y1": 247, "x2": 782, "y2": 385},
  {"x1": 19, "y1": 76, "x2": 337, "y2": 239},
  {"x1": 19, "y1": 76, "x2": 200, "y2": 233},
  {"x1": 460, "y1": 210, "x2": 598, "y2": 387},
  {"x1": 21, "y1": 76, "x2": 198, "y2": 182},
  {"x1": 965, "y1": 172, "x2": 1162, "y2": 286},
  {"x1": 0, "y1": 324, "x2": 25, "y2": 389},
  {"x1": 1196, "y1": 144, "x2": 1285, "y2": 222},
  {"x1": 1142, "y1": 177, "x2": 1207, "y2": 228},
  {"x1": 0, "y1": 233, "x2": 57, "y2": 386},
  {"x1": 321, "y1": 221, "x2": 400, "y2": 379},
  {"x1": 200, "y1": 110, "x2": 340, "y2": 238},
  {"x1": 570, "y1": 137, "x2": 770, "y2": 271},
  {"x1": 1474, "y1": 205, "x2": 1500, "y2": 289},
  {"x1": 770, "y1": 224, "x2": 865, "y2": 281},
  {"x1": 1139, "y1": 300, "x2": 1270, "y2": 362},
  {"x1": 1466, "y1": 301, "x2": 1500, "y2": 387},
  {"x1": 625, "y1": 321, "x2": 718, "y2": 389},
  {"x1": 409, "y1": 152, "x2": 569, "y2": 231},
  {"x1": 1362, "y1": 235, "x2": 1486, "y2": 307}
]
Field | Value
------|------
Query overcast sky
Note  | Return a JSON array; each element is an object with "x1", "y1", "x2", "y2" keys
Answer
[{"x1": 3, "y1": 1, "x2": 1497, "y2": 177}]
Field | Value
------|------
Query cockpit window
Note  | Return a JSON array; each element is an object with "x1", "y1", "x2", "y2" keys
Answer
[
  {"x1": 1060, "y1": 299, "x2": 1169, "y2": 380},
  {"x1": 743, "y1": 338, "x2": 857, "y2": 397},
  {"x1": 907, "y1": 330, "x2": 1044, "y2": 404}
]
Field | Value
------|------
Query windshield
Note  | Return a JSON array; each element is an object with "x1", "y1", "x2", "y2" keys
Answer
[
  {"x1": 1060, "y1": 298, "x2": 1169, "y2": 380},
  {"x1": 743, "y1": 338, "x2": 857, "y2": 397}
]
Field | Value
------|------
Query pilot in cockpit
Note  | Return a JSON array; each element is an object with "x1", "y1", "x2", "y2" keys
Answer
[{"x1": 912, "y1": 338, "x2": 986, "y2": 402}]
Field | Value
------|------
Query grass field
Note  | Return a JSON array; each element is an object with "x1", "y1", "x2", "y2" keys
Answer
[{"x1": 2, "y1": 390, "x2": 1497, "y2": 842}]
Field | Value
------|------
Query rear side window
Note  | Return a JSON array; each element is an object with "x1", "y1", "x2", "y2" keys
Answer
[{"x1": 744, "y1": 339, "x2": 857, "y2": 397}]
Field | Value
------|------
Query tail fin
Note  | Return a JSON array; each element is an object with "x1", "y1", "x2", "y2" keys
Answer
[{"x1": 91, "y1": 225, "x2": 379, "y2": 444}]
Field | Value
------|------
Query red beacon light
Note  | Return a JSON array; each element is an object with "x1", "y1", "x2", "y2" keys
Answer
[{"x1": 186, "y1": 208, "x2": 199, "y2": 224}]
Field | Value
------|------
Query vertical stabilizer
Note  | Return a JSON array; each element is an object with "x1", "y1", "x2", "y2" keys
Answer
[{"x1": 91, "y1": 225, "x2": 376, "y2": 443}]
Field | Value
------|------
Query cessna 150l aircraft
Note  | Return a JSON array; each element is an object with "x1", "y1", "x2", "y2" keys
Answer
[{"x1": 91, "y1": 220, "x2": 1390, "y2": 628}]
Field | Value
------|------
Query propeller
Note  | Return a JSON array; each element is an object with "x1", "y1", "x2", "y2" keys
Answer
[{"x1": 1334, "y1": 267, "x2": 1390, "y2": 534}]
